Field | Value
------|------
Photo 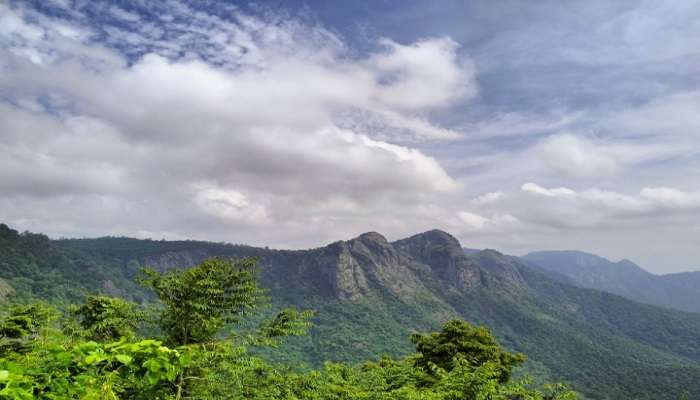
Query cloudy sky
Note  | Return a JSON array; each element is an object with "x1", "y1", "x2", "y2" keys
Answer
[{"x1": 1, "y1": 0, "x2": 699, "y2": 273}]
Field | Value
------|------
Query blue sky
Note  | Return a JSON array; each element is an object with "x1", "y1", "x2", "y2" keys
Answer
[{"x1": 1, "y1": 0, "x2": 699, "y2": 272}]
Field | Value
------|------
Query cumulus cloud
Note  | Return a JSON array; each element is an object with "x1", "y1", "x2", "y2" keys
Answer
[
  {"x1": 532, "y1": 134, "x2": 622, "y2": 178},
  {"x1": 191, "y1": 183, "x2": 269, "y2": 226},
  {"x1": 454, "y1": 183, "x2": 700, "y2": 272},
  {"x1": 1, "y1": 0, "x2": 699, "y2": 272},
  {"x1": 0, "y1": 1, "x2": 474, "y2": 247},
  {"x1": 369, "y1": 38, "x2": 476, "y2": 111},
  {"x1": 521, "y1": 183, "x2": 576, "y2": 197},
  {"x1": 456, "y1": 210, "x2": 518, "y2": 231},
  {"x1": 457, "y1": 211, "x2": 489, "y2": 229},
  {"x1": 471, "y1": 183, "x2": 700, "y2": 230},
  {"x1": 470, "y1": 191, "x2": 503, "y2": 205}
]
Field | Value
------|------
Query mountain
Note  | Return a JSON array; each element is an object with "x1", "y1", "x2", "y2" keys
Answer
[
  {"x1": 0, "y1": 224, "x2": 147, "y2": 303},
  {"x1": 3, "y1": 223, "x2": 700, "y2": 399},
  {"x1": 523, "y1": 250, "x2": 700, "y2": 314}
]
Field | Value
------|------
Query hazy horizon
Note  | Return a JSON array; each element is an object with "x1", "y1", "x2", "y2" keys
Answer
[
  {"x1": 3, "y1": 223, "x2": 692, "y2": 276},
  {"x1": 1, "y1": 0, "x2": 699, "y2": 273}
]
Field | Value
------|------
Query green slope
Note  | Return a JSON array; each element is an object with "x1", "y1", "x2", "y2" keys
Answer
[
  {"x1": 523, "y1": 250, "x2": 700, "y2": 314},
  {"x1": 2, "y1": 224, "x2": 700, "y2": 399}
]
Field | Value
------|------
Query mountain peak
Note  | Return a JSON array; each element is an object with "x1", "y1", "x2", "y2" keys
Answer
[
  {"x1": 394, "y1": 229, "x2": 462, "y2": 250},
  {"x1": 355, "y1": 231, "x2": 389, "y2": 244},
  {"x1": 524, "y1": 250, "x2": 650, "y2": 275},
  {"x1": 479, "y1": 248, "x2": 505, "y2": 257},
  {"x1": 469, "y1": 249, "x2": 524, "y2": 283},
  {"x1": 391, "y1": 229, "x2": 481, "y2": 289},
  {"x1": 616, "y1": 259, "x2": 644, "y2": 271}
]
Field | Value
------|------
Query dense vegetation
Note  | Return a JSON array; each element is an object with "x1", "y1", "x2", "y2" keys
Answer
[
  {"x1": 0, "y1": 225, "x2": 146, "y2": 304},
  {"x1": 0, "y1": 257, "x2": 577, "y2": 399},
  {"x1": 2, "y1": 224, "x2": 700, "y2": 399}
]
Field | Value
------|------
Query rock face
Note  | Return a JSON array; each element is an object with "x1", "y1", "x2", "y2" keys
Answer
[
  {"x1": 312, "y1": 241, "x2": 369, "y2": 300},
  {"x1": 300, "y1": 231, "x2": 435, "y2": 300},
  {"x1": 346, "y1": 232, "x2": 427, "y2": 299},
  {"x1": 0, "y1": 278, "x2": 14, "y2": 300},
  {"x1": 141, "y1": 249, "x2": 213, "y2": 271},
  {"x1": 114, "y1": 229, "x2": 526, "y2": 302},
  {"x1": 288, "y1": 229, "x2": 498, "y2": 299},
  {"x1": 469, "y1": 249, "x2": 524, "y2": 284},
  {"x1": 393, "y1": 230, "x2": 481, "y2": 290}
]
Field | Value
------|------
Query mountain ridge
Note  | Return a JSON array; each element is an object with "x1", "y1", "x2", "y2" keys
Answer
[
  {"x1": 3, "y1": 223, "x2": 700, "y2": 399},
  {"x1": 523, "y1": 250, "x2": 700, "y2": 313}
]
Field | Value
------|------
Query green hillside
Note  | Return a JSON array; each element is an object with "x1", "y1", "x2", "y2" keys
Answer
[
  {"x1": 2, "y1": 224, "x2": 700, "y2": 399},
  {"x1": 523, "y1": 250, "x2": 700, "y2": 314}
]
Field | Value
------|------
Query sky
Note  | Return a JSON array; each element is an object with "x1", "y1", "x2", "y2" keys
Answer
[{"x1": 1, "y1": 0, "x2": 699, "y2": 273}]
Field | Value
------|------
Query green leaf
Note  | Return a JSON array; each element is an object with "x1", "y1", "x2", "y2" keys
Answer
[
  {"x1": 115, "y1": 354, "x2": 133, "y2": 365},
  {"x1": 143, "y1": 359, "x2": 162, "y2": 372}
]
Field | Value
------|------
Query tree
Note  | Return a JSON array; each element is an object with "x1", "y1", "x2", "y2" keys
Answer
[
  {"x1": 137, "y1": 257, "x2": 312, "y2": 399},
  {"x1": 138, "y1": 257, "x2": 266, "y2": 346},
  {"x1": 411, "y1": 319, "x2": 525, "y2": 383},
  {"x1": 0, "y1": 302, "x2": 58, "y2": 355},
  {"x1": 0, "y1": 257, "x2": 578, "y2": 400},
  {"x1": 71, "y1": 295, "x2": 142, "y2": 341}
]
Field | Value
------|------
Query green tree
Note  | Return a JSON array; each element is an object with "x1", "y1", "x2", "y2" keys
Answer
[
  {"x1": 71, "y1": 295, "x2": 142, "y2": 341},
  {"x1": 411, "y1": 319, "x2": 525, "y2": 383},
  {"x1": 138, "y1": 257, "x2": 266, "y2": 346},
  {"x1": 0, "y1": 257, "x2": 577, "y2": 400},
  {"x1": 137, "y1": 257, "x2": 312, "y2": 399},
  {"x1": 0, "y1": 302, "x2": 59, "y2": 355}
]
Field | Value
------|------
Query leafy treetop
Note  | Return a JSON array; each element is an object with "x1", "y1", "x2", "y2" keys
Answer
[{"x1": 411, "y1": 319, "x2": 525, "y2": 383}]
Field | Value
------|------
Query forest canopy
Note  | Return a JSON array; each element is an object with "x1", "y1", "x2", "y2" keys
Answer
[{"x1": 0, "y1": 257, "x2": 577, "y2": 399}]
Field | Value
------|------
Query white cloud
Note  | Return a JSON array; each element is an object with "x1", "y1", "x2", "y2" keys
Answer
[
  {"x1": 452, "y1": 182, "x2": 700, "y2": 272},
  {"x1": 471, "y1": 191, "x2": 503, "y2": 205},
  {"x1": 191, "y1": 184, "x2": 269, "y2": 226},
  {"x1": 109, "y1": 6, "x2": 140, "y2": 22},
  {"x1": 639, "y1": 187, "x2": 700, "y2": 210},
  {"x1": 0, "y1": 2, "x2": 472, "y2": 248},
  {"x1": 458, "y1": 211, "x2": 489, "y2": 229},
  {"x1": 2, "y1": 1, "x2": 699, "y2": 272},
  {"x1": 0, "y1": 5, "x2": 44, "y2": 42},
  {"x1": 521, "y1": 183, "x2": 576, "y2": 197},
  {"x1": 461, "y1": 111, "x2": 583, "y2": 140},
  {"x1": 369, "y1": 38, "x2": 476, "y2": 111},
  {"x1": 610, "y1": 91, "x2": 700, "y2": 140},
  {"x1": 481, "y1": 183, "x2": 700, "y2": 229},
  {"x1": 455, "y1": 207, "x2": 519, "y2": 234},
  {"x1": 532, "y1": 134, "x2": 622, "y2": 178}
]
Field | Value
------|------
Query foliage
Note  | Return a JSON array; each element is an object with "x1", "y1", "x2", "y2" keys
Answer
[
  {"x1": 0, "y1": 338, "x2": 189, "y2": 399},
  {"x1": 0, "y1": 299, "x2": 189, "y2": 399},
  {"x1": 0, "y1": 256, "x2": 577, "y2": 400},
  {"x1": 258, "y1": 308, "x2": 315, "y2": 342},
  {"x1": 138, "y1": 257, "x2": 266, "y2": 346},
  {"x1": 137, "y1": 257, "x2": 313, "y2": 398},
  {"x1": 411, "y1": 320, "x2": 526, "y2": 384},
  {"x1": 4, "y1": 225, "x2": 700, "y2": 398},
  {"x1": 0, "y1": 303, "x2": 59, "y2": 356},
  {"x1": 0, "y1": 224, "x2": 147, "y2": 304},
  {"x1": 71, "y1": 296, "x2": 142, "y2": 342}
]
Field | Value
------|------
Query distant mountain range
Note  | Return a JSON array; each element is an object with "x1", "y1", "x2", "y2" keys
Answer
[
  {"x1": 2, "y1": 223, "x2": 700, "y2": 399},
  {"x1": 522, "y1": 250, "x2": 700, "y2": 314}
]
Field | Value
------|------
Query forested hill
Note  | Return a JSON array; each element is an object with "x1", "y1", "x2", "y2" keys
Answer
[
  {"x1": 2, "y1": 223, "x2": 700, "y2": 399},
  {"x1": 523, "y1": 250, "x2": 700, "y2": 313},
  {"x1": 0, "y1": 224, "x2": 147, "y2": 303}
]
